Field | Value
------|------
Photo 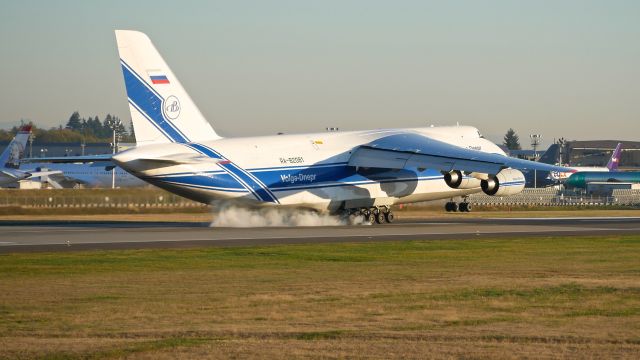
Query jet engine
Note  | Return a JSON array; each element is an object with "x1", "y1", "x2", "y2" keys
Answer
[
  {"x1": 443, "y1": 170, "x2": 482, "y2": 189},
  {"x1": 480, "y1": 169, "x2": 525, "y2": 196}
]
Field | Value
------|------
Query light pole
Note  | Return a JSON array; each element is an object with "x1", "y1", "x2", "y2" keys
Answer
[
  {"x1": 110, "y1": 118, "x2": 123, "y2": 189},
  {"x1": 28, "y1": 131, "x2": 35, "y2": 159},
  {"x1": 81, "y1": 123, "x2": 86, "y2": 156},
  {"x1": 530, "y1": 134, "x2": 542, "y2": 188},
  {"x1": 557, "y1": 137, "x2": 566, "y2": 165}
]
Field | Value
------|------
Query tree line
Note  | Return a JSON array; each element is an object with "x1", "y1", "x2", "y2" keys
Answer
[
  {"x1": 0, "y1": 112, "x2": 135, "y2": 143},
  {"x1": 2, "y1": 117, "x2": 527, "y2": 151}
]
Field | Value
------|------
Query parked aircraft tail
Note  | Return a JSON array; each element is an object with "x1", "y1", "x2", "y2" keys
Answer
[
  {"x1": 606, "y1": 143, "x2": 623, "y2": 171},
  {"x1": 536, "y1": 144, "x2": 560, "y2": 165},
  {"x1": 115, "y1": 30, "x2": 221, "y2": 145},
  {"x1": 0, "y1": 125, "x2": 31, "y2": 169}
]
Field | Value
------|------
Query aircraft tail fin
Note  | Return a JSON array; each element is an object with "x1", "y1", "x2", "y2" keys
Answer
[
  {"x1": 536, "y1": 144, "x2": 560, "y2": 165},
  {"x1": 115, "y1": 30, "x2": 221, "y2": 145},
  {"x1": 606, "y1": 143, "x2": 623, "y2": 171},
  {"x1": 0, "y1": 125, "x2": 31, "y2": 169}
]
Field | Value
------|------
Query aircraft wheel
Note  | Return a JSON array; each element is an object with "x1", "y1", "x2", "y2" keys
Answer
[
  {"x1": 446, "y1": 202, "x2": 458, "y2": 212},
  {"x1": 385, "y1": 211, "x2": 395, "y2": 223},
  {"x1": 375, "y1": 210, "x2": 386, "y2": 224},
  {"x1": 463, "y1": 203, "x2": 472, "y2": 212},
  {"x1": 366, "y1": 212, "x2": 376, "y2": 225},
  {"x1": 459, "y1": 202, "x2": 468, "y2": 212},
  {"x1": 445, "y1": 202, "x2": 452, "y2": 212}
]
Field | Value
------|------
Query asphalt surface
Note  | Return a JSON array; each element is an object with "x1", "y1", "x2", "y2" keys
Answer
[{"x1": 1, "y1": 217, "x2": 639, "y2": 253}]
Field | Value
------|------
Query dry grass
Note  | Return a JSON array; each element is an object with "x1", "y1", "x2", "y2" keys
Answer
[
  {"x1": 1, "y1": 235, "x2": 639, "y2": 358},
  {"x1": 0, "y1": 212, "x2": 212, "y2": 223}
]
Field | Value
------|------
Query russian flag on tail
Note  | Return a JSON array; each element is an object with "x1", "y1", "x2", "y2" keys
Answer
[{"x1": 148, "y1": 70, "x2": 170, "y2": 84}]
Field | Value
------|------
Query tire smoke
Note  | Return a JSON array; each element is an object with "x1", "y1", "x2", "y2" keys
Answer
[{"x1": 210, "y1": 203, "x2": 364, "y2": 227}]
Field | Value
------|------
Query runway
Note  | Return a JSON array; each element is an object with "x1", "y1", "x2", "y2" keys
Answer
[{"x1": 1, "y1": 217, "x2": 639, "y2": 253}]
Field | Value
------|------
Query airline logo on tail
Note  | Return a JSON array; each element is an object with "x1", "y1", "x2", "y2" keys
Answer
[{"x1": 163, "y1": 96, "x2": 181, "y2": 120}]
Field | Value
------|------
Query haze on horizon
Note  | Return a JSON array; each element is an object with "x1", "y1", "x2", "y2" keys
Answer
[{"x1": 1, "y1": 1, "x2": 638, "y2": 147}]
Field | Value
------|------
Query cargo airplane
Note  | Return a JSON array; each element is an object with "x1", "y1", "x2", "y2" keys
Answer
[{"x1": 103, "y1": 30, "x2": 570, "y2": 224}]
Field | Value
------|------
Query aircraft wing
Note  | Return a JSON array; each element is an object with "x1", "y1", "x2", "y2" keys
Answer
[
  {"x1": 21, "y1": 154, "x2": 113, "y2": 164},
  {"x1": 348, "y1": 133, "x2": 572, "y2": 174}
]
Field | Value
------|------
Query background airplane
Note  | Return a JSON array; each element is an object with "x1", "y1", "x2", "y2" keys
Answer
[
  {"x1": 548, "y1": 142, "x2": 622, "y2": 182},
  {"x1": 564, "y1": 170, "x2": 640, "y2": 190},
  {"x1": 524, "y1": 142, "x2": 623, "y2": 187},
  {"x1": 23, "y1": 160, "x2": 146, "y2": 188},
  {"x1": 0, "y1": 125, "x2": 61, "y2": 186}
]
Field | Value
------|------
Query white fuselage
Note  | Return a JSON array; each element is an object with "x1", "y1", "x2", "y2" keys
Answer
[
  {"x1": 25, "y1": 162, "x2": 146, "y2": 188},
  {"x1": 114, "y1": 126, "x2": 505, "y2": 212}
]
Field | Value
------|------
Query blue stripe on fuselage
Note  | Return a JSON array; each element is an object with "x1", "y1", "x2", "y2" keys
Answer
[
  {"x1": 144, "y1": 165, "x2": 444, "y2": 194},
  {"x1": 182, "y1": 143, "x2": 279, "y2": 203},
  {"x1": 191, "y1": 143, "x2": 279, "y2": 203}
]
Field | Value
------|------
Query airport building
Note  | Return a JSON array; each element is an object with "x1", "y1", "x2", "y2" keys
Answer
[
  {"x1": 508, "y1": 140, "x2": 640, "y2": 169},
  {"x1": 564, "y1": 140, "x2": 640, "y2": 169}
]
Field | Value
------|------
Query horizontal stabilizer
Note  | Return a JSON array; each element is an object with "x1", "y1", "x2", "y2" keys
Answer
[{"x1": 134, "y1": 153, "x2": 218, "y2": 166}]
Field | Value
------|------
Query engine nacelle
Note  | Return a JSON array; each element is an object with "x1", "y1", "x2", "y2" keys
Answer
[
  {"x1": 443, "y1": 170, "x2": 482, "y2": 189},
  {"x1": 480, "y1": 169, "x2": 525, "y2": 196}
]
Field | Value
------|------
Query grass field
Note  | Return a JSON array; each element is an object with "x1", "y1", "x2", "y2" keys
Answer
[{"x1": 1, "y1": 235, "x2": 639, "y2": 358}]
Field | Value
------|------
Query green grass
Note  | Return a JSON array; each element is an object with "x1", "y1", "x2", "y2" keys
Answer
[{"x1": 1, "y1": 235, "x2": 639, "y2": 358}]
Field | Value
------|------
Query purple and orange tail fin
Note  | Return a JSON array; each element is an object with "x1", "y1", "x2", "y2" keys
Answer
[{"x1": 606, "y1": 143, "x2": 623, "y2": 171}]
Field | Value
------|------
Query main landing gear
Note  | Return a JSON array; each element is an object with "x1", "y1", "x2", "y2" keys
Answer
[
  {"x1": 346, "y1": 206, "x2": 394, "y2": 225},
  {"x1": 445, "y1": 200, "x2": 472, "y2": 212}
]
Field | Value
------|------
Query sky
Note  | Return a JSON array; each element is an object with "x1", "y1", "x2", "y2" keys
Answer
[{"x1": 1, "y1": 1, "x2": 639, "y2": 146}]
